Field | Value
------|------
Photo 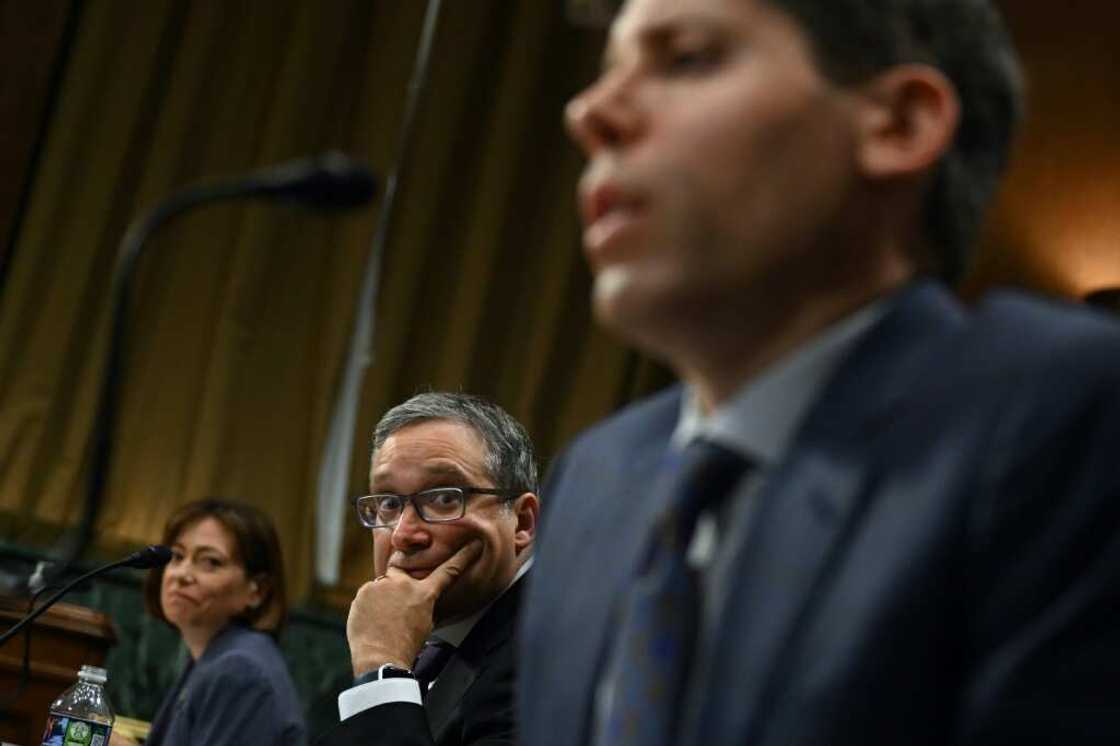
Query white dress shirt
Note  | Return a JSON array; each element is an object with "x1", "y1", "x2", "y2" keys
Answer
[{"x1": 674, "y1": 301, "x2": 887, "y2": 568}]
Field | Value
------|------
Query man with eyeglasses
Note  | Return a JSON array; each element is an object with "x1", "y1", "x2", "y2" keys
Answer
[{"x1": 318, "y1": 392, "x2": 539, "y2": 746}]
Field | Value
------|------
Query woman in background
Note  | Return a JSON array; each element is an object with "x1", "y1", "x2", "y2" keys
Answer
[{"x1": 119, "y1": 499, "x2": 306, "y2": 745}]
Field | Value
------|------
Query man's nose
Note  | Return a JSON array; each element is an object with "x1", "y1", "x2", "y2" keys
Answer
[
  {"x1": 565, "y1": 70, "x2": 643, "y2": 155},
  {"x1": 390, "y1": 503, "x2": 431, "y2": 550}
]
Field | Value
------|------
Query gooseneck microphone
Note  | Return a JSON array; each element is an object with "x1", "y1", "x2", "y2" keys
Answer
[
  {"x1": 0, "y1": 546, "x2": 172, "y2": 648},
  {"x1": 10, "y1": 153, "x2": 378, "y2": 597},
  {"x1": 118, "y1": 152, "x2": 378, "y2": 281},
  {"x1": 230, "y1": 151, "x2": 378, "y2": 208},
  {"x1": 121, "y1": 544, "x2": 174, "y2": 569},
  {"x1": 127, "y1": 152, "x2": 378, "y2": 239}
]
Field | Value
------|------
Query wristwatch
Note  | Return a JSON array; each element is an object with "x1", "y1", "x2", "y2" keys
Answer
[{"x1": 352, "y1": 664, "x2": 414, "y2": 687}]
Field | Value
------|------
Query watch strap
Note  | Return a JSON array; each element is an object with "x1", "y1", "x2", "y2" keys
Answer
[{"x1": 353, "y1": 663, "x2": 415, "y2": 687}]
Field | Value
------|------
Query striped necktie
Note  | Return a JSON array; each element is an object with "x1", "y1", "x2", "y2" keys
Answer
[{"x1": 597, "y1": 439, "x2": 749, "y2": 746}]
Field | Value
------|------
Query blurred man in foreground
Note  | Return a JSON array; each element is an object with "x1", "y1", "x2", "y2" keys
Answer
[{"x1": 520, "y1": 0, "x2": 1120, "y2": 744}]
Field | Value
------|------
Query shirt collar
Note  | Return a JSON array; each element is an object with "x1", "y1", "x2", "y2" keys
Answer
[
  {"x1": 673, "y1": 301, "x2": 888, "y2": 466},
  {"x1": 431, "y1": 555, "x2": 533, "y2": 648}
]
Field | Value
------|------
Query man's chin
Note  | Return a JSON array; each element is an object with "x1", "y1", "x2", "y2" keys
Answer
[
  {"x1": 592, "y1": 272, "x2": 690, "y2": 358},
  {"x1": 592, "y1": 270, "x2": 650, "y2": 336}
]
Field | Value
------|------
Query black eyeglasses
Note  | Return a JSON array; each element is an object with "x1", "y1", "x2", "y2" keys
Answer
[{"x1": 353, "y1": 486, "x2": 522, "y2": 529}]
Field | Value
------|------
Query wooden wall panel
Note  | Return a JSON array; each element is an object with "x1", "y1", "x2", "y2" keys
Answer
[
  {"x1": 0, "y1": 1, "x2": 74, "y2": 286},
  {"x1": 973, "y1": 2, "x2": 1120, "y2": 297}
]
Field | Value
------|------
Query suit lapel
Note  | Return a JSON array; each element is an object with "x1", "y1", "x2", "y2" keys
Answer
[
  {"x1": 683, "y1": 433, "x2": 876, "y2": 746},
  {"x1": 424, "y1": 653, "x2": 475, "y2": 740},
  {"x1": 686, "y1": 282, "x2": 965, "y2": 746},
  {"x1": 535, "y1": 388, "x2": 683, "y2": 746},
  {"x1": 583, "y1": 394, "x2": 684, "y2": 657},
  {"x1": 425, "y1": 578, "x2": 523, "y2": 739}
]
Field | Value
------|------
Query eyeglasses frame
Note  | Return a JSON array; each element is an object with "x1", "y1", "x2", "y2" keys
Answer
[{"x1": 353, "y1": 486, "x2": 524, "y2": 529}]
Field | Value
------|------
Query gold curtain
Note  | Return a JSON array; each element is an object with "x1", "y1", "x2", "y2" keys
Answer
[{"x1": 0, "y1": 1, "x2": 672, "y2": 603}]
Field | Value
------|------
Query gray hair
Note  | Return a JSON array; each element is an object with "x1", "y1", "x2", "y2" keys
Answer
[{"x1": 372, "y1": 392, "x2": 539, "y2": 495}]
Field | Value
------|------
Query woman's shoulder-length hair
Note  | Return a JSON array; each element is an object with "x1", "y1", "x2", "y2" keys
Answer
[{"x1": 143, "y1": 498, "x2": 289, "y2": 634}]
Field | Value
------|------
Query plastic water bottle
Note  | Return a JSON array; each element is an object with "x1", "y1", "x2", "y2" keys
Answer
[{"x1": 40, "y1": 665, "x2": 115, "y2": 746}]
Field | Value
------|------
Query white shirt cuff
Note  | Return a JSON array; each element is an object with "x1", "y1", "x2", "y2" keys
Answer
[{"x1": 338, "y1": 677, "x2": 422, "y2": 721}]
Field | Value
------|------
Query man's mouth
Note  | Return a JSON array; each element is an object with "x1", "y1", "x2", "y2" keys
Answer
[
  {"x1": 579, "y1": 178, "x2": 648, "y2": 263},
  {"x1": 389, "y1": 561, "x2": 434, "y2": 580}
]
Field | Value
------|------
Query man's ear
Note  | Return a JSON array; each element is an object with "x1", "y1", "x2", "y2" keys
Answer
[
  {"x1": 854, "y1": 64, "x2": 960, "y2": 181},
  {"x1": 511, "y1": 493, "x2": 540, "y2": 553}
]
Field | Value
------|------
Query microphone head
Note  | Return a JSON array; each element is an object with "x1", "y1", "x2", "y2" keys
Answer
[
  {"x1": 125, "y1": 545, "x2": 173, "y2": 569},
  {"x1": 248, "y1": 151, "x2": 378, "y2": 209}
]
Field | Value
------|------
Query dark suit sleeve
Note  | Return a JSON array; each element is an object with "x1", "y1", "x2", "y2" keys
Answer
[
  {"x1": 959, "y1": 351, "x2": 1120, "y2": 745},
  {"x1": 320, "y1": 701, "x2": 435, "y2": 746},
  {"x1": 316, "y1": 639, "x2": 517, "y2": 746}
]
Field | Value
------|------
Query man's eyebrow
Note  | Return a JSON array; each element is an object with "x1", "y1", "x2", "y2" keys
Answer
[
  {"x1": 601, "y1": 14, "x2": 725, "y2": 71},
  {"x1": 419, "y1": 463, "x2": 472, "y2": 481}
]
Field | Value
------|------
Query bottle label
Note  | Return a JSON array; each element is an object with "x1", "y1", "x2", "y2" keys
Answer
[{"x1": 40, "y1": 714, "x2": 112, "y2": 746}]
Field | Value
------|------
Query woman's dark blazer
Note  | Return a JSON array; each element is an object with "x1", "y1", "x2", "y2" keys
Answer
[{"x1": 147, "y1": 624, "x2": 306, "y2": 746}]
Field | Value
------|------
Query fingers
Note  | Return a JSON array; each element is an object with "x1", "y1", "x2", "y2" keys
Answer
[{"x1": 422, "y1": 539, "x2": 483, "y2": 595}]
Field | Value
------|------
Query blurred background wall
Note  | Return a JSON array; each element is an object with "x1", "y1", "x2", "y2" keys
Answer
[
  {"x1": 0, "y1": 0, "x2": 671, "y2": 603},
  {"x1": 0, "y1": 0, "x2": 1117, "y2": 730},
  {"x1": 965, "y1": 1, "x2": 1120, "y2": 299}
]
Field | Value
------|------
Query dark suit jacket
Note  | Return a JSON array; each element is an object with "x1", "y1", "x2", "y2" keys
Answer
[
  {"x1": 520, "y1": 282, "x2": 1120, "y2": 746},
  {"x1": 319, "y1": 577, "x2": 523, "y2": 746},
  {"x1": 147, "y1": 624, "x2": 306, "y2": 746}
]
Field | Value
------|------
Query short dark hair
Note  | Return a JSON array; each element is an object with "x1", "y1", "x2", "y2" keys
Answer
[
  {"x1": 765, "y1": 0, "x2": 1025, "y2": 281},
  {"x1": 587, "y1": 0, "x2": 1024, "y2": 281},
  {"x1": 144, "y1": 499, "x2": 289, "y2": 634},
  {"x1": 372, "y1": 392, "x2": 539, "y2": 495}
]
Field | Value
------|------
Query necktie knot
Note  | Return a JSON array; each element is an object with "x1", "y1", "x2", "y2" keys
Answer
[
  {"x1": 413, "y1": 638, "x2": 455, "y2": 692},
  {"x1": 663, "y1": 439, "x2": 749, "y2": 539}
]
